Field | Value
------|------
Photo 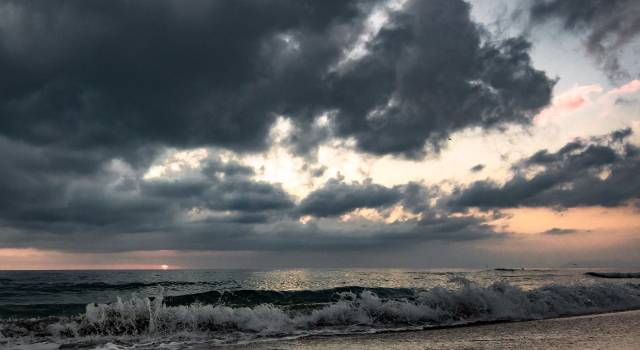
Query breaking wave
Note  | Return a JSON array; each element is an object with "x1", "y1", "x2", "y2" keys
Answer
[{"x1": 2, "y1": 279, "x2": 640, "y2": 346}]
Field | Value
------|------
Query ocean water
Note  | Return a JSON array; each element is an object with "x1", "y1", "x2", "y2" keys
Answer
[{"x1": 1, "y1": 268, "x2": 639, "y2": 349}]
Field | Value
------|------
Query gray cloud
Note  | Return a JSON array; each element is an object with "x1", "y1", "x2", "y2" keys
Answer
[
  {"x1": 400, "y1": 182, "x2": 435, "y2": 214},
  {"x1": 615, "y1": 97, "x2": 638, "y2": 106},
  {"x1": 0, "y1": 0, "x2": 368, "y2": 158},
  {"x1": 527, "y1": 0, "x2": 640, "y2": 81},
  {"x1": 543, "y1": 227, "x2": 579, "y2": 235},
  {"x1": 445, "y1": 128, "x2": 640, "y2": 210},
  {"x1": 611, "y1": 127, "x2": 634, "y2": 143},
  {"x1": 326, "y1": 0, "x2": 554, "y2": 157},
  {"x1": 297, "y1": 179, "x2": 403, "y2": 218},
  {"x1": 0, "y1": 0, "x2": 553, "y2": 160},
  {"x1": 470, "y1": 164, "x2": 485, "y2": 173},
  {"x1": 0, "y1": 217, "x2": 497, "y2": 253},
  {"x1": 0, "y1": 0, "x2": 553, "y2": 253},
  {"x1": 0, "y1": 139, "x2": 498, "y2": 252},
  {"x1": 0, "y1": 137, "x2": 294, "y2": 238}
]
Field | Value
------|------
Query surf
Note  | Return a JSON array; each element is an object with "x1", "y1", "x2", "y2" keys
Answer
[{"x1": 2, "y1": 278, "x2": 640, "y2": 345}]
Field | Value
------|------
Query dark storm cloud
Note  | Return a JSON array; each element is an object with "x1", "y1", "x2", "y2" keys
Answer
[
  {"x1": 0, "y1": 0, "x2": 553, "y2": 160},
  {"x1": 296, "y1": 180, "x2": 443, "y2": 221},
  {"x1": 264, "y1": 216, "x2": 496, "y2": 250},
  {"x1": 0, "y1": 0, "x2": 368, "y2": 156},
  {"x1": 297, "y1": 179, "x2": 403, "y2": 217},
  {"x1": 527, "y1": 0, "x2": 640, "y2": 80},
  {"x1": 143, "y1": 178, "x2": 294, "y2": 213},
  {"x1": 400, "y1": 182, "x2": 434, "y2": 214},
  {"x1": 0, "y1": 138, "x2": 293, "y2": 238},
  {"x1": 445, "y1": 128, "x2": 640, "y2": 210},
  {"x1": 0, "y1": 138, "x2": 499, "y2": 252},
  {"x1": 416, "y1": 213, "x2": 494, "y2": 238},
  {"x1": 0, "y1": 213, "x2": 497, "y2": 253},
  {"x1": 0, "y1": 0, "x2": 550, "y2": 252},
  {"x1": 326, "y1": 0, "x2": 553, "y2": 157}
]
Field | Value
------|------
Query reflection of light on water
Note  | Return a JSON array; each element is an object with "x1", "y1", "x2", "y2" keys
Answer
[
  {"x1": 253, "y1": 269, "x2": 312, "y2": 290},
  {"x1": 160, "y1": 264, "x2": 169, "y2": 270},
  {"x1": 239, "y1": 268, "x2": 575, "y2": 292}
]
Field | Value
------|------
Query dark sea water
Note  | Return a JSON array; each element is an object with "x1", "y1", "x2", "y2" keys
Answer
[{"x1": 1, "y1": 268, "x2": 639, "y2": 349}]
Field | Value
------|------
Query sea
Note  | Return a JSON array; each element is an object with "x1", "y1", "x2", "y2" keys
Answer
[{"x1": 1, "y1": 268, "x2": 639, "y2": 349}]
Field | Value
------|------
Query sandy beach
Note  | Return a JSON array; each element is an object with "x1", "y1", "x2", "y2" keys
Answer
[{"x1": 223, "y1": 310, "x2": 640, "y2": 350}]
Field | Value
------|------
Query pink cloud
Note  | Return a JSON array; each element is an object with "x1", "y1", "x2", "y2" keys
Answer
[
  {"x1": 609, "y1": 79, "x2": 640, "y2": 95},
  {"x1": 534, "y1": 84, "x2": 602, "y2": 124},
  {"x1": 555, "y1": 95, "x2": 585, "y2": 110},
  {"x1": 534, "y1": 79, "x2": 640, "y2": 125}
]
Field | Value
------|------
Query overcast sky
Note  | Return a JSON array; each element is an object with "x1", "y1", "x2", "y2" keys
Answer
[{"x1": 0, "y1": 0, "x2": 639, "y2": 269}]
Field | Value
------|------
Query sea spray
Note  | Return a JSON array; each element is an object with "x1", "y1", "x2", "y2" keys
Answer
[{"x1": 2, "y1": 278, "x2": 640, "y2": 344}]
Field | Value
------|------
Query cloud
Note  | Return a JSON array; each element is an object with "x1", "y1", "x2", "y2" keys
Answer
[
  {"x1": 615, "y1": 97, "x2": 638, "y2": 106},
  {"x1": 0, "y1": 0, "x2": 369, "y2": 157},
  {"x1": 610, "y1": 80, "x2": 640, "y2": 95},
  {"x1": 532, "y1": 80, "x2": 640, "y2": 126},
  {"x1": 610, "y1": 128, "x2": 633, "y2": 143},
  {"x1": 445, "y1": 128, "x2": 640, "y2": 210},
  {"x1": 326, "y1": 0, "x2": 553, "y2": 157},
  {"x1": 0, "y1": 0, "x2": 553, "y2": 254},
  {"x1": 297, "y1": 179, "x2": 403, "y2": 218},
  {"x1": 527, "y1": 0, "x2": 640, "y2": 81},
  {"x1": 470, "y1": 164, "x2": 485, "y2": 173},
  {"x1": 0, "y1": 137, "x2": 499, "y2": 252},
  {"x1": 0, "y1": 0, "x2": 553, "y2": 160},
  {"x1": 542, "y1": 227, "x2": 579, "y2": 235},
  {"x1": 400, "y1": 182, "x2": 434, "y2": 214},
  {"x1": 534, "y1": 84, "x2": 602, "y2": 124},
  {"x1": 0, "y1": 139, "x2": 293, "y2": 235}
]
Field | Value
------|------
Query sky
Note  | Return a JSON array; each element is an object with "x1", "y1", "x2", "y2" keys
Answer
[{"x1": 0, "y1": 0, "x2": 639, "y2": 269}]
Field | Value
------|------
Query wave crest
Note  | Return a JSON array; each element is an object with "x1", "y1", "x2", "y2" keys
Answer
[{"x1": 2, "y1": 279, "x2": 640, "y2": 343}]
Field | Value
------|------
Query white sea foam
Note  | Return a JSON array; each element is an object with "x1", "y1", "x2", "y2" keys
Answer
[{"x1": 2, "y1": 279, "x2": 640, "y2": 347}]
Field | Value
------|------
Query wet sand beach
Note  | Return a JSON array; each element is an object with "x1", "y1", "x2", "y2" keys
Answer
[{"x1": 224, "y1": 309, "x2": 640, "y2": 350}]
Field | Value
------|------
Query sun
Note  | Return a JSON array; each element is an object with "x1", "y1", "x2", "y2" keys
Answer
[{"x1": 160, "y1": 264, "x2": 169, "y2": 270}]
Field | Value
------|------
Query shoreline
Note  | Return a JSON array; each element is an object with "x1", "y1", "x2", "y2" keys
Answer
[
  {"x1": 3, "y1": 309, "x2": 640, "y2": 349},
  {"x1": 217, "y1": 309, "x2": 640, "y2": 350}
]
